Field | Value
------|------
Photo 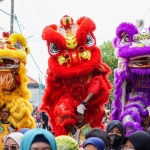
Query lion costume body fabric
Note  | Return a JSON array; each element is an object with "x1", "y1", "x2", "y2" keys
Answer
[
  {"x1": 40, "y1": 16, "x2": 111, "y2": 136},
  {"x1": 0, "y1": 32, "x2": 35, "y2": 129},
  {"x1": 112, "y1": 20, "x2": 150, "y2": 135}
]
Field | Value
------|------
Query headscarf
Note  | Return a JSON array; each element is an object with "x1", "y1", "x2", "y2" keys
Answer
[
  {"x1": 32, "y1": 135, "x2": 49, "y2": 144},
  {"x1": 19, "y1": 128, "x2": 30, "y2": 134},
  {"x1": 121, "y1": 131, "x2": 150, "y2": 150},
  {"x1": 83, "y1": 137, "x2": 105, "y2": 150},
  {"x1": 20, "y1": 128, "x2": 57, "y2": 150},
  {"x1": 55, "y1": 135, "x2": 79, "y2": 150},
  {"x1": 4, "y1": 132, "x2": 23, "y2": 146},
  {"x1": 106, "y1": 120, "x2": 124, "y2": 150},
  {"x1": 106, "y1": 120, "x2": 124, "y2": 136}
]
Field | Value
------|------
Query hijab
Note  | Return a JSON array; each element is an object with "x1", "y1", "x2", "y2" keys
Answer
[
  {"x1": 106, "y1": 120, "x2": 124, "y2": 136},
  {"x1": 83, "y1": 137, "x2": 105, "y2": 150},
  {"x1": 106, "y1": 120, "x2": 124, "y2": 150},
  {"x1": 121, "y1": 131, "x2": 150, "y2": 150},
  {"x1": 20, "y1": 128, "x2": 57, "y2": 150},
  {"x1": 4, "y1": 132, "x2": 23, "y2": 146}
]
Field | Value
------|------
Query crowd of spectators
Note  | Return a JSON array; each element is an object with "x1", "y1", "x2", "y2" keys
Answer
[{"x1": 1, "y1": 103, "x2": 150, "y2": 150}]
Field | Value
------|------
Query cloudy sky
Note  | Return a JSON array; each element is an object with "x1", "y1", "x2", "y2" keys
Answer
[{"x1": 0, "y1": 0, "x2": 150, "y2": 83}]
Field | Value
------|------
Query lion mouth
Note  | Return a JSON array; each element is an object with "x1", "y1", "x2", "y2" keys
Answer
[
  {"x1": 0, "y1": 57, "x2": 20, "y2": 69},
  {"x1": 129, "y1": 55, "x2": 150, "y2": 68}
]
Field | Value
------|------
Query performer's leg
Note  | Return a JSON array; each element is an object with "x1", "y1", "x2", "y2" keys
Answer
[
  {"x1": 54, "y1": 95, "x2": 78, "y2": 135},
  {"x1": 120, "y1": 98, "x2": 148, "y2": 135}
]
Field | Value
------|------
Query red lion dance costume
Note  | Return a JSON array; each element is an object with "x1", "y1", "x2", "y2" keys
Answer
[{"x1": 40, "y1": 15, "x2": 111, "y2": 136}]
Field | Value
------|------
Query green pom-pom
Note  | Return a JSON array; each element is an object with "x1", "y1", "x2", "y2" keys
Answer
[{"x1": 55, "y1": 135, "x2": 79, "y2": 150}]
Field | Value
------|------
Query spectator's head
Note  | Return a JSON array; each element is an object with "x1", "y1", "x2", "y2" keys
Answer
[
  {"x1": 55, "y1": 135, "x2": 79, "y2": 150},
  {"x1": 106, "y1": 120, "x2": 124, "y2": 147},
  {"x1": 141, "y1": 115, "x2": 150, "y2": 130},
  {"x1": 83, "y1": 137, "x2": 105, "y2": 150},
  {"x1": 106, "y1": 120, "x2": 124, "y2": 136},
  {"x1": 76, "y1": 112, "x2": 85, "y2": 127},
  {"x1": 121, "y1": 131, "x2": 150, "y2": 150},
  {"x1": 20, "y1": 128, "x2": 57, "y2": 150},
  {"x1": 19, "y1": 128, "x2": 30, "y2": 134},
  {"x1": 3, "y1": 132, "x2": 23, "y2": 149},
  {"x1": 85, "y1": 127, "x2": 113, "y2": 149},
  {"x1": 0, "y1": 104, "x2": 10, "y2": 123}
]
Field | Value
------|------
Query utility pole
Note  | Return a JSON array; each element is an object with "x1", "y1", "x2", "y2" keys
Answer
[
  {"x1": 38, "y1": 74, "x2": 45, "y2": 105},
  {"x1": 39, "y1": 74, "x2": 42, "y2": 105},
  {"x1": 10, "y1": 0, "x2": 14, "y2": 34}
]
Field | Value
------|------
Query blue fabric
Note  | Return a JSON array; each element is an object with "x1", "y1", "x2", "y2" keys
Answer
[
  {"x1": 20, "y1": 128, "x2": 57, "y2": 150},
  {"x1": 83, "y1": 137, "x2": 105, "y2": 150},
  {"x1": 32, "y1": 135, "x2": 49, "y2": 144},
  {"x1": 19, "y1": 128, "x2": 30, "y2": 134}
]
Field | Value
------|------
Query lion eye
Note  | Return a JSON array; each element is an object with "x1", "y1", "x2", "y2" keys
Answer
[
  {"x1": 14, "y1": 41, "x2": 22, "y2": 49},
  {"x1": 121, "y1": 34, "x2": 130, "y2": 44},
  {"x1": 85, "y1": 33, "x2": 95, "y2": 47},
  {"x1": 139, "y1": 27, "x2": 148, "y2": 35},
  {"x1": 49, "y1": 43, "x2": 60, "y2": 55}
]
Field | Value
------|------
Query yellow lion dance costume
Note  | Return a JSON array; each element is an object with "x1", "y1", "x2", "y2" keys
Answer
[{"x1": 0, "y1": 32, "x2": 35, "y2": 129}]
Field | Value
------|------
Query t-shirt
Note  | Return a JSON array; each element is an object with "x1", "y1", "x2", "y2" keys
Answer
[
  {"x1": 68, "y1": 123, "x2": 91, "y2": 146},
  {"x1": 0, "y1": 121, "x2": 11, "y2": 150}
]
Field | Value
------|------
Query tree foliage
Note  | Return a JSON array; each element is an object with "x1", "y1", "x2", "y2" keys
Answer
[{"x1": 99, "y1": 40, "x2": 117, "y2": 101}]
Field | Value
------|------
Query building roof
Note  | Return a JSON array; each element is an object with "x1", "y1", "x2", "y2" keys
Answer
[{"x1": 27, "y1": 76, "x2": 38, "y2": 84}]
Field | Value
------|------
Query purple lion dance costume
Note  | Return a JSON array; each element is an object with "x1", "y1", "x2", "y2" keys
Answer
[{"x1": 112, "y1": 19, "x2": 150, "y2": 135}]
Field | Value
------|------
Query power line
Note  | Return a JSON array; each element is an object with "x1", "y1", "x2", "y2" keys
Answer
[
  {"x1": 0, "y1": 8, "x2": 11, "y2": 16},
  {"x1": 33, "y1": 1, "x2": 45, "y2": 26},
  {"x1": 28, "y1": 39, "x2": 43, "y2": 42},
  {"x1": 0, "y1": 27, "x2": 5, "y2": 31},
  {"x1": 143, "y1": 8, "x2": 150, "y2": 18},
  {"x1": 19, "y1": 0, "x2": 41, "y2": 35},
  {"x1": 29, "y1": 52, "x2": 46, "y2": 77},
  {"x1": 0, "y1": 7, "x2": 45, "y2": 78},
  {"x1": 0, "y1": 3, "x2": 40, "y2": 36},
  {"x1": 14, "y1": 15, "x2": 22, "y2": 33},
  {"x1": 27, "y1": 37, "x2": 43, "y2": 41},
  {"x1": 0, "y1": 8, "x2": 113, "y2": 43},
  {"x1": 16, "y1": 1, "x2": 46, "y2": 78},
  {"x1": 26, "y1": 35, "x2": 34, "y2": 39},
  {"x1": 27, "y1": 62, "x2": 42, "y2": 76},
  {"x1": 0, "y1": 8, "x2": 22, "y2": 33},
  {"x1": 18, "y1": 0, "x2": 33, "y2": 24},
  {"x1": 43, "y1": 0, "x2": 52, "y2": 23},
  {"x1": 18, "y1": 0, "x2": 42, "y2": 36},
  {"x1": 22, "y1": 27, "x2": 41, "y2": 36}
]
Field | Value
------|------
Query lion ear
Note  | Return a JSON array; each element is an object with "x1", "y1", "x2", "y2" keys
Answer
[
  {"x1": 76, "y1": 16, "x2": 86, "y2": 25},
  {"x1": 136, "y1": 19, "x2": 144, "y2": 28},
  {"x1": 47, "y1": 24, "x2": 58, "y2": 30},
  {"x1": 25, "y1": 47, "x2": 30, "y2": 55}
]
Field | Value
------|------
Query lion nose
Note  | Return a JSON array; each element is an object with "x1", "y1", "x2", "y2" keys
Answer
[{"x1": 69, "y1": 50, "x2": 79, "y2": 65}]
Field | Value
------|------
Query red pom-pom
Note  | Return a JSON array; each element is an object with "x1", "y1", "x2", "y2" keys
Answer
[{"x1": 2, "y1": 32, "x2": 10, "y2": 38}]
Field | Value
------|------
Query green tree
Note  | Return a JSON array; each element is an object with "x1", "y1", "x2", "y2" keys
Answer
[{"x1": 99, "y1": 40, "x2": 117, "y2": 101}]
